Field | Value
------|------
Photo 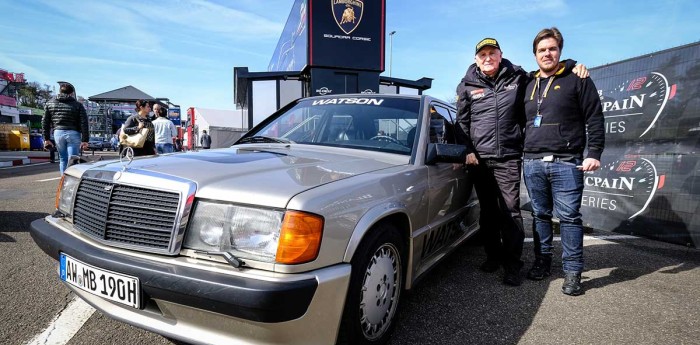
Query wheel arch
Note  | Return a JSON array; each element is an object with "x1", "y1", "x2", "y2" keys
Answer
[{"x1": 342, "y1": 203, "x2": 411, "y2": 263}]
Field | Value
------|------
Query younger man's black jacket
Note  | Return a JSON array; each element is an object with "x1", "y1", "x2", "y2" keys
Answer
[{"x1": 523, "y1": 62, "x2": 605, "y2": 161}]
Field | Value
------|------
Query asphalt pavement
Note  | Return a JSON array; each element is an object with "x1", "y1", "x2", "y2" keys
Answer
[
  {"x1": 1, "y1": 155, "x2": 698, "y2": 345},
  {"x1": 388, "y1": 220, "x2": 699, "y2": 345}
]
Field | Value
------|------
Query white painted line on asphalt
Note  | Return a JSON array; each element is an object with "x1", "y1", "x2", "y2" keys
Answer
[
  {"x1": 37, "y1": 177, "x2": 62, "y2": 182},
  {"x1": 525, "y1": 234, "x2": 639, "y2": 243},
  {"x1": 26, "y1": 296, "x2": 95, "y2": 345},
  {"x1": 584, "y1": 234, "x2": 639, "y2": 240}
]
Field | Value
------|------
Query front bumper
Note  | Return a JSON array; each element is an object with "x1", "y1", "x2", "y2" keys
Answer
[{"x1": 31, "y1": 217, "x2": 352, "y2": 344}]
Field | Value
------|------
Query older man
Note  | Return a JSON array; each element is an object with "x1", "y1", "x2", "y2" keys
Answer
[{"x1": 456, "y1": 38, "x2": 529, "y2": 286}]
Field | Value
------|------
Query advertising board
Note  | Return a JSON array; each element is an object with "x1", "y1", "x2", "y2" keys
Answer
[
  {"x1": 267, "y1": 0, "x2": 386, "y2": 73},
  {"x1": 309, "y1": 0, "x2": 385, "y2": 71},
  {"x1": 268, "y1": 0, "x2": 308, "y2": 71},
  {"x1": 168, "y1": 107, "x2": 181, "y2": 126}
]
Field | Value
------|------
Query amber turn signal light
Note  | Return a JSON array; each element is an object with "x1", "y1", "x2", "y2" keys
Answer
[
  {"x1": 276, "y1": 211, "x2": 324, "y2": 264},
  {"x1": 55, "y1": 175, "x2": 65, "y2": 210}
]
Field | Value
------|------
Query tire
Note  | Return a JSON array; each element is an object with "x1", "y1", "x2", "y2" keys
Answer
[{"x1": 337, "y1": 223, "x2": 405, "y2": 345}]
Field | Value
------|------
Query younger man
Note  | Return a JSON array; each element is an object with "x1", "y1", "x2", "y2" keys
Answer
[{"x1": 522, "y1": 27, "x2": 605, "y2": 296}]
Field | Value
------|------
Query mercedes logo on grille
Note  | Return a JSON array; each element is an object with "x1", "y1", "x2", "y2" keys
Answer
[
  {"x1": 115, "y1": 147, "x2": 135, "y2": 181},
  {"x1": 120, "y1": 147, "x2": 134, "y2": 166}
]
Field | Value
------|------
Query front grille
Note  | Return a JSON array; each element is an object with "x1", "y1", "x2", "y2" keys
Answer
[{"x1": 72, "y1": 178, "x2": 181, "y2": 252}]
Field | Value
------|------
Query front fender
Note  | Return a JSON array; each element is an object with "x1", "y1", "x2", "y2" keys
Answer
[{"x1": 342, "y1": 201, "x2": 411, "y2": 262}]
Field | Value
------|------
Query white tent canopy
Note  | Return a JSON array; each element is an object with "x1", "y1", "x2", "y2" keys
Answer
[{"x1": 192, "y1": 108, "x2": 246, "y2": 148}]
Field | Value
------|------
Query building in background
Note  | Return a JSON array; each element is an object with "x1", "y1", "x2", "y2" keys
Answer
[
  {"x1": 184, "y1": 107, "x2": 245, "y2": 150},
  {"x1": 88, "y1": 85, "x2": 180, "y2": 139},
  {"x1": 0, "y1": 69, "x2": 25, "y2": 124}
]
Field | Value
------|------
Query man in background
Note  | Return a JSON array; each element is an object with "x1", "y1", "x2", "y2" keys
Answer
[
  {"x1": 200, "y1": 130, "x2": 211, "y2": 149},
  {"x1": 42, "y1": 82, "x2": 88, "y2": 174},
  {"x1": 152, "y1": 106, "x2": 177, "y2": 154}
]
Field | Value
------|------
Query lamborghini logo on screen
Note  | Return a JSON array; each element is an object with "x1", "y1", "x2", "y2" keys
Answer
[{"x1": 332, "y1": 0, "x2": 364, "y2": 34}]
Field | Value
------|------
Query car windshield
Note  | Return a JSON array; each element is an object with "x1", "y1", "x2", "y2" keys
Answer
[{"x1": 242, "y1": 97, "x2": 420, "y2": 155}]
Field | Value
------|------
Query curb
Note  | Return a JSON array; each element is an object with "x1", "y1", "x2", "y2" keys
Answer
[{"x1": 0, "y1": 157, "x2": 31, "y2": 167}]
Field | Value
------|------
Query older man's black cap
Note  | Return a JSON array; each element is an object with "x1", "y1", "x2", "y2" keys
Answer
[{"x1": 475, "y1": 38, "x2": 500, "y2": 54}]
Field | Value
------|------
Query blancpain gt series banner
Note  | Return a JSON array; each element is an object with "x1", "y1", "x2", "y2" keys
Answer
[{"x1": 584, "y1": 42, "x2": 699, "y2": 247}]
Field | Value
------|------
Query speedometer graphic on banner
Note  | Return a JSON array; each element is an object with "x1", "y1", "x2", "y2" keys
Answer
[
  {"x1": 638, "y1": 73, "x2": 671, "y2": 137},
  {"x1": 582, "y1": 158, "x2": 665, "y2": 219},
  {"x1": 601, "y1": 72, "x2": 676, "y2": 138}
]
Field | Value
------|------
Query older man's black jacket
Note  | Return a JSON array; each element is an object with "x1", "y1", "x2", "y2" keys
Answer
[
  {"x1": 455, "y1": 58, "x2": 528, "y2": 159},
  {"x1": 42, "y1": 94, "x2": 89, "y2": 142}
]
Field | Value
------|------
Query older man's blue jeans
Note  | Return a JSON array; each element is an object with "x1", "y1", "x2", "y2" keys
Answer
[{"x1": 524, "y1": 158, "x2": 585, "y2": 273}]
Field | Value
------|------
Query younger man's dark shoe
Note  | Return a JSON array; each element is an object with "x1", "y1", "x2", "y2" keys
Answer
[
  {"x1": 479, "y1": 260, "x2": 500, "y2": 273},
  {"x1": 503, "y1": 270, "x2": 522, "y2": 286},
  {"x1": 527, "y1": 256, "x2": 552, "y2": 281},
  {"x1": 562, "y1": 272, "x2": 583, "y2": 296}
]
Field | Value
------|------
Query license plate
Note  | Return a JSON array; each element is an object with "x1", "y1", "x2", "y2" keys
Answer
[{"x1": 60, "y1": 253, "x2": 140, "y2": 309}]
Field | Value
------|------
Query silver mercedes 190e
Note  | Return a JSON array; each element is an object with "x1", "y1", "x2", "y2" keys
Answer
[{"x1": 30, "y1": 94, "x2": 480, "y2": 345}]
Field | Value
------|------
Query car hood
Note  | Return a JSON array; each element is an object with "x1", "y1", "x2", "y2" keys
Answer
[{"x1": 90, "y1": 145, "x2": 406, "y2": 208}]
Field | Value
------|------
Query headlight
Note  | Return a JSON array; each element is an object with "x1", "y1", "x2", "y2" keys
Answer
[
  {"x1": 183, "y1": 201, "x2": 324, "y2": 264},
  {"x1": 55, "y1": 175, "x2": 80, "y2": 216}
]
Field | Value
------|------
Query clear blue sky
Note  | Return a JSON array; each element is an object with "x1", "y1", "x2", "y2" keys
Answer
[{"x1": 1, "y1": 0, "x2": 697, "y2": 110}]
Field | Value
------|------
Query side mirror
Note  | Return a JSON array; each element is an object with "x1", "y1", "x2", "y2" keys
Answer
[{"x1": 425, "y1": 143, "x2": 467, "y2": 165}]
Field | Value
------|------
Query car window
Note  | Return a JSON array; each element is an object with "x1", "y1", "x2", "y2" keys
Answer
[
  {"x1": 428, "y1": 104, "x2": 457, "y2": 144},
  {"x1": 247, "y1": 97, "x2": 420, "y2": 155}
]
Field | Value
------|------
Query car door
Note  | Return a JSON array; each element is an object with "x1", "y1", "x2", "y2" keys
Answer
[{"x1": 414, "y1": 102, "x2": 474, "y2": 275}]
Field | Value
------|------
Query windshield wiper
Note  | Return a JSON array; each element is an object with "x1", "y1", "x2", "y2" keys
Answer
[{"x1": 238, "y1": 136, "x2": 293, "y2": 144}]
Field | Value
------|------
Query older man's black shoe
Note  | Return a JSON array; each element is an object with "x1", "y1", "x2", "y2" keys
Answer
[
  {"x1": 503, "y1": 270, "x2": 522, "y2": 286},
  {"x1": 479, "y1": 260, "x2": 500, "y2": 273},
  {"x1": 562, "y1": 272, "x2": 583, "y2": 296},
  {"x1": 527, "y1": 256, "x2": 551, "y2": 280}
]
